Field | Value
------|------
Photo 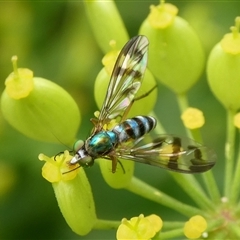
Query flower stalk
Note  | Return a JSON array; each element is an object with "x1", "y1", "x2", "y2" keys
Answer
[
  {"x1": 230, "y1": 130, "x2": 240, "y2": 204},
  {"x1": 176, "y1": 93, "x2": 220, "y2": 207},
  {"x1": 125, "y1": 176, "x2": 202, "y2": 217},
  {"x1": 224, "y1": 109, "x2": 236, "y2": 198}
]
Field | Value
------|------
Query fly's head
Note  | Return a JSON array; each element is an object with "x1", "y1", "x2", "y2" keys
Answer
[{"x1": 69, "y1": 140, "x2": 94, "y2": 168}]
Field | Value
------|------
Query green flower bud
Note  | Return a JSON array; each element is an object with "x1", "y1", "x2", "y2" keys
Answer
[
  {"x1": 94, "y1": 45, "x2": 157, "y2": 118},
  {"x1": 139, "y1": 1, "x2": 205, "y2": 94},
  {"x1": 39, "y1": 151, "x2": 97, "y2": 235},
  {"x1": 83, "y1": 0, "x2": 128, "y2": 53},
  {"x1": 97, "y1": 158, "x2": 134, "y2": 189},
  {"x1": 1, "y1": 56, "x2": 80, "y2": 145},
  {"x1": 207, "y1": 17, "x2": 240, "y2": 110}
]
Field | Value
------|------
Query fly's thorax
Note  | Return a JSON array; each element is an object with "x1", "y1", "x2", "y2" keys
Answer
[
  {"x1": 113, "y1": 116, "x2": 156, "y2": 142},
  {"x1": 85, "y1": 131, "x2": 118, "y2": 157}
]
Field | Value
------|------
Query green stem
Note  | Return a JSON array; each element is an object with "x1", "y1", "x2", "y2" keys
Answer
[
  {"x1": 176, "y1": 93, "x2": 192, "y2": 138},
  {"x1": 156, "y1": 228, "x2": 184, "y2": 239},
  {"x1": 177, "y1": 94, "x2": 220, "y2": 205},
  {"x1": 193, "y1": 130, "x2": 220, "y2": 204},
  {"x1": 235, "y1": 202, "x2": 240, "y2": 214},
  {"x1": 211, "y1": 230, "x2": 228, "y2": 239},
  {"x1": 224, "y1": 109, "x2": 236, "y2": 197},
  {"x1": 153, "y1": 107, "x2": 214, "y2": 210},
  {"x1": 177, "y1": 93, "x2": 189, "y2": 112},
  {"x1": 189, "y1": 128, "x2": 202, "y2": 142},
  {"x1": 125, "y1": 176, "x2": 202, "y2": 217},
  {"x1": 162, "y1": 221, "x2": 184, "y2": 230},
  {"x1": 229, "y1": 223, "x2": 240, "y2": 237},
  {"x1": 94, "y1": 219, "x2": 120, "y2": 230},
  {"x1": 188, "y1": 126, "x2": 220, "y2": 204},
  {"x1": 170, "y1": 172, "x2": 215, "y2": 211},
  {"x1": 186, "y1": 129, "x2": 220, "y2": 203},
  {"x1": 202, "y1": 171, "x2": 221, "y2": 204},
  {"x1": 230, "y1": 130, "x2": 240, "y2": 204},
  {"x1": 207, "y1": 217, "x2": 225, "y2": 232}
]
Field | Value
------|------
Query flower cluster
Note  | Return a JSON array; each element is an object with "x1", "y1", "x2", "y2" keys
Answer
[{"x1": 1, "y1": 0, "x2": 240, "y2": 239}]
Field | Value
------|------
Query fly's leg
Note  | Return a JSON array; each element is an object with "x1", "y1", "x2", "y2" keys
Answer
[
  {"x1": 121, "y1": 84, "x2": 157, "y2": 122},
  {"x1": 109, "y1": 155, "x2": 118, "y2": 173},
  {"x1": 117, "y1": 160, "x2": 126, "y2": 174},
  {"x1": 134, "y1": 84, "x2": 157, "y2": 101}
]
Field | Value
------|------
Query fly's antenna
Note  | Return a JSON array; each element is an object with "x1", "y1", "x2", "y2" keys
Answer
[
  {"x1": 50, "y1": 131, "x2": 74, "y2": 162},
  {"x1": 62, "y1": 165, "x2": 81, "y2": 174},
  {"x1": 51, "y1": 131, "x2": 72, "y2": 150}
]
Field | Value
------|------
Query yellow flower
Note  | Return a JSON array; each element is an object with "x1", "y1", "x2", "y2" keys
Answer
[
  {"x1": 5, "y1": 56, "x2": 34, "y2": 99},
  {"x1": 116, "y1": 214, "x2": 162, "y2": 240},
  {"x1": 38, "y1": 150, "x2": 79, "y2": 183},
  {"x1": 93, "y1": 110, "x2": 118, "y2": 130},
  {"x1": 148, "y1": 2, "x2": 178, "y2": 29},
  {"x1": 184, "y1": 215, "x2": 207, "y2": 239},
  {"x1": 102, "y1": 47, "x2": 120, "y2": 76},
  {"x1": 181, "y1": 107, "x2": 205, "y2": 129},
  {"x1": 38, "y1": 150, "x2": 97, "y2": 235},
  {"x1": 220, "y1": 16, "x2": 240, "y2": 55}
]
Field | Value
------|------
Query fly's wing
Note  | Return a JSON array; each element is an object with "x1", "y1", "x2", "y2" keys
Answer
[
  {"x1": 115, "y1": 134, "x2": 216, "y2": 173},
  {"x1": 94, "y1": 35, "x2": 149, "y2": 132}
]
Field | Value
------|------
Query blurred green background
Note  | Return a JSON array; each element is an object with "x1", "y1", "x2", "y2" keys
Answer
[{"x1": 0, "y1": 1, "x2": 239, "y2": 239}]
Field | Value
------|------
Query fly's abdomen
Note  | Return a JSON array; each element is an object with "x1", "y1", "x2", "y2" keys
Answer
[{"x1": 113, "y1": 116, "x2": 156, "y2": 142}]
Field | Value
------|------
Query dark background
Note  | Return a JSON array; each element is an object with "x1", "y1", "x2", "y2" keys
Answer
[{"x1": 0, "y1": 1, "x2": 238, "y2": 239}]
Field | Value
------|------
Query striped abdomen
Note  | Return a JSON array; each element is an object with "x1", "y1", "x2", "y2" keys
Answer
[{"x1": 113, "y1": 116, "x2": 156, "y2": 143}]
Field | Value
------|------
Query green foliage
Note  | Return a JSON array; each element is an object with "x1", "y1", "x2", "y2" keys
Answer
[{"x1": 0, "y1": 1, "x2": 240, "y2": 239}]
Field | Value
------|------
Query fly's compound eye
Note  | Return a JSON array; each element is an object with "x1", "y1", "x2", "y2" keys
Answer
[
  {"x1": 79, "y1": 156, "x2": 94, "y2": 168},
  {"x1": 73, "y1": 140, "x2": 84, "y2": 151}
]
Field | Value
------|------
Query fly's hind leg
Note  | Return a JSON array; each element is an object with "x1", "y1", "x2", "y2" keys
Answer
[
  {"x1": 121, "y1": 84, "x2": 157, "y2": 122},
  {"x1": 134, "y1": 84, "x2": 157, "y2": 101},
  {"x1": 117, "y1": 160, "x2": 126, "y2": 174}
]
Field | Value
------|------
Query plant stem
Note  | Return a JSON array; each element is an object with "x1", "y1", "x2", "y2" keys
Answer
[
  {"x1": 94, "y1": 219, "x2": 120, "y2": 230},
  {"x1": 152, "y1": 99, "x2": 216, "y2": 210},
  {"x1": 224, "y1": 109, "x2": 236, "y2": 197},
  {"x1": 125, "y1": 176, "x2": 202, "y2": 217},
  {"x1": 156, "y1": 228, "x2": 184, "y2": 239},
  {"x1": 177, "y1": 93, "x2": 189, "y2": 112},
  {"x1": 170, "y1": 172, "x2": 215, "y2": 211},
  {"x1": 162, "y1": 221, "x2": 184, "y2": 230},
  {"x1": 176, "y1": 93, "x2": 220, "y2": 205},
  {"x1": 207, "y1": 217, "x2": 225, "y2": 232},
  {"x1": 176, "y1": 93, "x2": 191, "y2": 138},
  {"x1": 202, "y1": 171, "x2": 221, "y2": 204},
  {"x1": 229, "y1": 223, "x2": 240, "y2": 237},
  {"x1": 230, "y1": 130, "x2": 240, "y2": 204}
]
